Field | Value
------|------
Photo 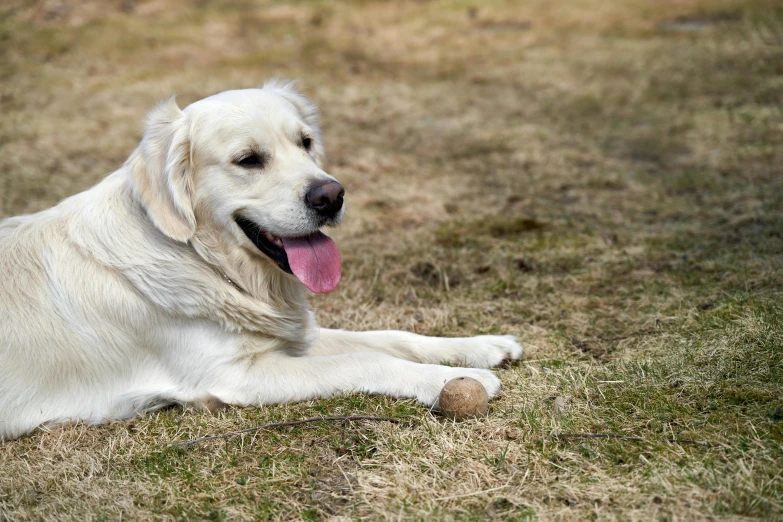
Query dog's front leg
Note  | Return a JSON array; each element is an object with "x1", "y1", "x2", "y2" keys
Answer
[
  {"x1": 309, "y1": 329, "x2": 523, "y2": 369},
  {"x1": 210, "y1": 352, "x2": 501, "y2": 407}
]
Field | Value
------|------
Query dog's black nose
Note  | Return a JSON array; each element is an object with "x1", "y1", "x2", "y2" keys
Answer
[{"x1": 305, "y1": 180, "x2": 344, "y2": 217}]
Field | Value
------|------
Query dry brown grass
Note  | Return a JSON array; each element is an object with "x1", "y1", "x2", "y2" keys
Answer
[{"x1": 1, "y1": 0, "x2": 782, "y2": 520}]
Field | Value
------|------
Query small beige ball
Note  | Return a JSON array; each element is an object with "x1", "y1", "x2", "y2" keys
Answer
[{"x1": 438, "y1": 377, "x2": 490, "y2": 421}]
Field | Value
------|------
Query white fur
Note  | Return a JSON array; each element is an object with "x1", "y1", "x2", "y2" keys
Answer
[{"x1": 0, "y1": 81, "x2": 523, "y2": 440}]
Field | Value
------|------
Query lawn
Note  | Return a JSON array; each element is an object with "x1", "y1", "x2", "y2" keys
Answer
[{"x1": 1, "y1": 0, "x2": 781, "y2": 520}]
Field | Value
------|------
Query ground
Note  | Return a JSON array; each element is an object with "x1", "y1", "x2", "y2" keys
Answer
[{"x1": 1, "y1": 0, "x2": 782, "y2": 520}]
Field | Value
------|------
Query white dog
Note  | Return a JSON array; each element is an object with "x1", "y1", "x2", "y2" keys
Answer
[{"x1": 0, "y1": 80, "x2": 522, "y2": 440}]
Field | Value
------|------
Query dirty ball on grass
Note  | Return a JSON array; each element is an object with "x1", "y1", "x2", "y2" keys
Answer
[{"x1": 438, "y1": 377, "x2": 489, "y2": 420}]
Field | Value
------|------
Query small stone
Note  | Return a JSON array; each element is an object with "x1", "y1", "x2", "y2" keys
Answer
[
  {"x1": 474, "y1": 265, "x2": 491, "y2": 274},
  {"x1": 553, "y1": 396, "x2": 566, "y2": 417},
  {"x1": 514, "y1": 258, "x2": 534, "y2": 272}
]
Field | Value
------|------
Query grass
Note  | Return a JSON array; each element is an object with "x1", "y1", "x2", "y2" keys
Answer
[{"x1": 1, "y1": 0, "x2": 782, "y2": 519}]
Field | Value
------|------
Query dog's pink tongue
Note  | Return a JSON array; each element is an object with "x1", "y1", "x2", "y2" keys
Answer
[{"x1": 281, "y1": 232, "x2": 341, "y2": 294}]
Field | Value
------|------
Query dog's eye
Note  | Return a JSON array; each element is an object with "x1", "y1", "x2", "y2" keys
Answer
[
  {"x1": 301, "y1": 136, "x2": 312, "y2": 151},
  {"x1": 235, "y1": 154, "x2": 265, "y2": 169}
]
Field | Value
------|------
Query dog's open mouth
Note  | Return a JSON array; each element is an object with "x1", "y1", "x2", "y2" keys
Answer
[{"x1": 235, "y1": 216, "x2": 341, "y2": 294}]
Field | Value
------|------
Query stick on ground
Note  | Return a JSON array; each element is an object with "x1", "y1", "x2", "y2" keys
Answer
[
  {"x1": 549, "y1": 433, "x2": 708, "y2": 445},
  {"x1": 168, "y1": 416, "x2": 403, "y2": 448}
]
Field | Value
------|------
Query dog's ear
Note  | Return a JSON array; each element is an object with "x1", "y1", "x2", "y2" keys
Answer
[{"x1": 129, "y1": 96, "x2": 196, "y2": 242}]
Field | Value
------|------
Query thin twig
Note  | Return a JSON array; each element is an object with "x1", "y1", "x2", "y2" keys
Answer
[
  {"x1": 575, "y1": 328, "x2": 660, "y2": 346},
  {"x1": 168, "y1": 416, "x2": 403, "y2": 448},
  {"x1": 599, "y1": 328, "x2": 660, "y2": 343},
  {"x1": 556, "y1": 433, "x2": 643, "y2": 441},
  {"x1": 433, "y1": 484, "x2": 509, "y2": 502},
  {"x1": 543, "y1": 433, "x2": 708, "y2": 445}
]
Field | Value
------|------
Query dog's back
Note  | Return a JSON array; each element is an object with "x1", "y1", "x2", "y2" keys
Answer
[
  {"x1": 1, "y1": 208, "x2": 75, "y2": 438},
  {"x1": 0, "y1": 182, "x2": 176, "y2": 439}
]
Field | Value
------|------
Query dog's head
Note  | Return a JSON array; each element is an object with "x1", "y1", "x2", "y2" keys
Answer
[{"x1": 129, "y1": 80, "x2": 344, "y2": 294}]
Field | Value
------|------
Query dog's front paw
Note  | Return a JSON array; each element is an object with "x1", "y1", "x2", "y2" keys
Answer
[
  {"x1": 460, "y1": 335, "x2": 524, "y2": 368},
  {"x1": 415, "y1": 367, "x2": 501, "y2": 407}
]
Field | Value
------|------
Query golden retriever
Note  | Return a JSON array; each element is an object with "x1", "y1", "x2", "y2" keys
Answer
[{"x1": 0, "y1": 80, "x2": 522, "y2": 440}]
